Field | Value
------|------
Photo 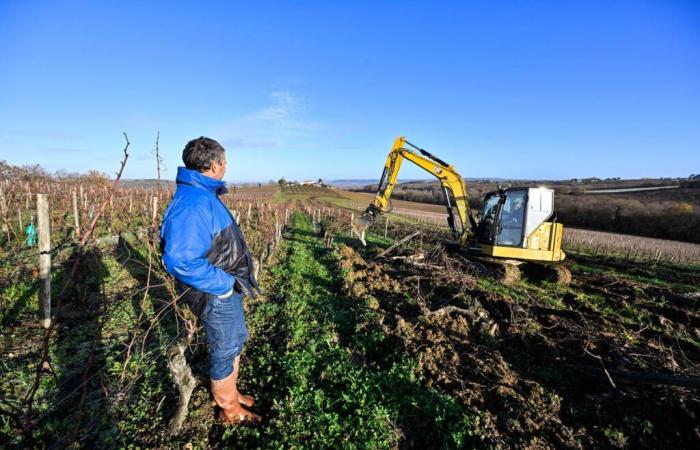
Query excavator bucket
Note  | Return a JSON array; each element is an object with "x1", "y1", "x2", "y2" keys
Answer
[{"x1": 351, "y1": 214, "x2": 371, "y2": 246}]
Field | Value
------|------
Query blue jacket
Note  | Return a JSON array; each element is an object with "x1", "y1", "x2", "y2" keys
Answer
[{"x1": 160, "y1": 167, "x2": 259, "y2": 313}]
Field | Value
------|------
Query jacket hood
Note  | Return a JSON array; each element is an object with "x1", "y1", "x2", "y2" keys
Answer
[{"x1": 176, "y1": 166, "x2": 227, "y2": 195}]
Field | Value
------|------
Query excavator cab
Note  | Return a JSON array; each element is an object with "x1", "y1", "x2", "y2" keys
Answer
[{"x1": 475, "y1": 187, "x2": 565, "y2": 262}]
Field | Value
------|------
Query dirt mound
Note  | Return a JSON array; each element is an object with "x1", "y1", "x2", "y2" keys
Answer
[{"x1": 336, "y1": 244, "x2": 402, "y2": 299}]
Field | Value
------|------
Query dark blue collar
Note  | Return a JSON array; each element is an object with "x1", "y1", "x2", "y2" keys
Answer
[{"x1": 176, "y1": 166, "x2": 227, "y2": 195}]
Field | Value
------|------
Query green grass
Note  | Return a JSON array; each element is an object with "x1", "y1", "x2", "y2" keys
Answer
[{"x1": 224, "y1": 212, "x2": 482, "y2": 449}]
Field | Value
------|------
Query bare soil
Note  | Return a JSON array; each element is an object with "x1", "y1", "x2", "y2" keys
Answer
[{"x1": 334, "y1": 241, "x2": 700, "y2": 449}]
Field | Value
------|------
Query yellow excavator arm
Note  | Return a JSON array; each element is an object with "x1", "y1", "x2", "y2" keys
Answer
[{"x1": 360, "y1": 136, "x2": 476, "y2": 242}]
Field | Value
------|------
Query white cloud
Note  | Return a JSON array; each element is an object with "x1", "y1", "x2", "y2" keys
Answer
[{"x1": 214, "y1": 91, "x2": 322, "y2": 150}]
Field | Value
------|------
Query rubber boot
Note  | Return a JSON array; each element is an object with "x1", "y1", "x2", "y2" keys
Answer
[
  {"x1": 211, "y1": 372, "x2": 261, "y2": 424},
  {"x1": 233, "y1": 356, "x2": 255, "y2": 407},
  {"x1": 211, "y1": 358, "x2": 255, "y2": 408}
]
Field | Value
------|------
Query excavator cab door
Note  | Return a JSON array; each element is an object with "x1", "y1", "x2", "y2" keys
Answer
[{"x1": 495, "y1": 190, "x2": 527, "y2": 247}]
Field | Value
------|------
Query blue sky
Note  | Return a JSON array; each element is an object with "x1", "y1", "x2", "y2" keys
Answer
[{"x1": 1, "y1": 0, "x2": 698, "y2": 183}]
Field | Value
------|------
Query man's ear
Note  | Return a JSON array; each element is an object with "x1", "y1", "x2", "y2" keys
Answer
[{"x1": 212, "y1": 159, "x2": 225, "y2": 179}]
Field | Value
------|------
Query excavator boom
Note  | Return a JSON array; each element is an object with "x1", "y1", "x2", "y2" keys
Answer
[{"x1": 355, "y1": 136, "x2": 475, "y2": 242}]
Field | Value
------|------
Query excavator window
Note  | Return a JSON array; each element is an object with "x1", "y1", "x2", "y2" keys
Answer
[{"x1": 496, "y1": 191, "x2": 527, "y2": 247}]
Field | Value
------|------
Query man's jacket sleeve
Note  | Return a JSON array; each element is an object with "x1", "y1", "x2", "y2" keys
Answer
[{"x1": 161, "y1": 201, "x2": 234, "y2": 296}]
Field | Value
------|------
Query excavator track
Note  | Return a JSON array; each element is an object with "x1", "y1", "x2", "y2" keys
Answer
[
  {"x1": 457, "y1": 254, "x2": 571, "y2": 286},
  {"x1": 521, "y1": 262, "x2": 572, "y2": 286}
]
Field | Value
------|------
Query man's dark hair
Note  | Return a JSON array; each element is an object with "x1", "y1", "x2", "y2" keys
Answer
[{"x1": 182, "y1": 137, "x2": 225, "y2": 172}]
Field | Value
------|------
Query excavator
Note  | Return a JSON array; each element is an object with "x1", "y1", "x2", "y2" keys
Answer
[{"x1": 353, "y1": 136, "x2": 570, "y2": 284}]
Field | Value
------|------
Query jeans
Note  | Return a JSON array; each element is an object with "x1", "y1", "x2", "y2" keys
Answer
[{"x1": 201, "y1": 292, "x2": 249, "y2": 381}]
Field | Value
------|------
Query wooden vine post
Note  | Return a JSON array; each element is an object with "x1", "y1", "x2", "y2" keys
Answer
[
  {"x1": 0, "y1": 188, "x2": 8, "y2": 239},
  {"x1": 72, "y1": 190, "x2": 80, "y2": 232},
  {"x1": 151, "y1": 196, "x2": 158, "y2": 225},
  {"x1": 37, "y1": 193, "x2": 52, "y2": 329}
]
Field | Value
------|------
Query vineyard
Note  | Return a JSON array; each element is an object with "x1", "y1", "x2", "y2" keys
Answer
[
  {"x1": 1, "y1": 175, "x2": 699, "y2": 448},
  {"x1": 281, "y1": 184, "x2": 345, "y2": 200},
  {"x1": 229, "y1": 185, "x2": 278, "y2": 201}
]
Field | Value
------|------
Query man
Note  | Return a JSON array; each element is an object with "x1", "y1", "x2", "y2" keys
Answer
[
  {"x1": 506, "y1": 198, "x2": 524, "y2": 222},
  {"x1": 160, "y1": 137, "x2": 261, "y2": 424}
]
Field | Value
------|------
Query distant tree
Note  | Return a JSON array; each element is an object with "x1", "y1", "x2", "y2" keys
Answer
[
  {"x1": 0, "y1": 160, "x2": 51, "y2": 182},
  {"x1": 54, "y1": 169, "x2": 82, "y2": 180},
  {"x1": 317, "y1": 178, "x2": 323, "y2": 185},
  {"x1": 278, "y1": 177, "x2": 287, "y2": 186},
  {"x1": 81, "y1": 170, "x2": 111, "y2": 185},
  {"x1": 0, "y1": 160, "x2": 12, "y2": 179}
]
